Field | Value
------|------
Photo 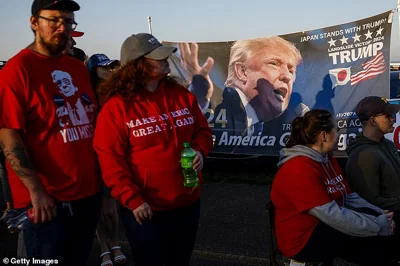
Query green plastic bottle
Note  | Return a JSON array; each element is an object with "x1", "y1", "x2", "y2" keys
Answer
[{"x1": 181, "y1": 142, "x2": 199, "y2": 188}]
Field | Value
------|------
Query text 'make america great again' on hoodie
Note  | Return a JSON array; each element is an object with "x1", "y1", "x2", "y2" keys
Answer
[{"x1": 93, "y1": 80, "x2": 213, "y2": 211}]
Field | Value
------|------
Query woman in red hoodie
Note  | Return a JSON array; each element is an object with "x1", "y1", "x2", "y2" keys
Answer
[
  {"x1": 271, "y1": 109, "x2": 396, "y2": 266},
  {"x1": 93, "y1": 33, "x2": 213, "y2": 266}
]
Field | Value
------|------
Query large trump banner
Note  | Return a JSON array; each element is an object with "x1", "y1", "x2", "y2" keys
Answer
[{"x1": 165, "y1": 10, "x2": 394, "y2": 157}]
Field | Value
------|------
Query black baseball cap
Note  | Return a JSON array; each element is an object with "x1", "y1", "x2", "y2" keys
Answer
[
  {"x1": 120, "y1": 33, "x2": 177, "y2": 66},
  {"x1": 355, "y1": 96, "x2": 400, "y2": 121},
  {"x1": 31, "y1": 0, "x2": 80, "y2": 15},
  {"x1": 71, "y1": 47, "x2": 86, "y2": 63}
]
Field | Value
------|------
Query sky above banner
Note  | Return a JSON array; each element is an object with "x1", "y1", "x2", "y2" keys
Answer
[{"x1": 0, "y1": 0, "x2": 399, "y2": 61}]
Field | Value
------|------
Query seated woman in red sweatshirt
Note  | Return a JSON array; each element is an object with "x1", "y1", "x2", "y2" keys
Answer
[
  {"x1": 271, "y1": 109, "x2": 396, "y2": 266},
  {"x1": 93, "y1": 33, "x2": 213, "y2": 266}
]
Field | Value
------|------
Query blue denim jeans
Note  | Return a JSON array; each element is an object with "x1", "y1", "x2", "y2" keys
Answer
[
  {"x1": 23, "y1": 193, "x2": 101, "y2": 266},
  {"x1": 120, "y1": 199, "x2": 200, "y2": 266}
]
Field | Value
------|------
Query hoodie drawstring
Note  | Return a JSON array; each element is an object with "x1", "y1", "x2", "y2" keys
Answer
[
  {"x1": 162, "y1": 92, "x2": 179, "y2": 149},
  {"x1": 142, "y1": 82, "x2": 179, "y2": 150},
  {"x1": 62, "y1": 202, "x2": 74, "y2": 216}
]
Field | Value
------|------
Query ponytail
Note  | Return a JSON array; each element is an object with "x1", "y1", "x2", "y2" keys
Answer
[
  {"x1": 286, "y1": 116, "x2": 306, "y2": 148},
  {"x1": 285, "y1": 109, "x2": 334, "y2": 148}
]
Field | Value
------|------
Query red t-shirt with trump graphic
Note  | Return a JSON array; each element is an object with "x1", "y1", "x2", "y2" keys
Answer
[
  {"x1": 271, "y1": 155, "x2": 351, "y2": 258},
  {"x1": 0, "y1": 49, "x2": 100, "y2": 208},
  {"x1": 93, "y1": 80, "x2": 213, "y2": 212}
]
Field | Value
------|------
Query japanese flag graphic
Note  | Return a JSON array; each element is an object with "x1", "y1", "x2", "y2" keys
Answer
[{"x1": 329, "y1": 68, "x2": 351, "y2": 87}]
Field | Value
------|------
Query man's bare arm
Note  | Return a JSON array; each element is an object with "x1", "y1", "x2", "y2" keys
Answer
[
  {"x1": 0, "y1": 128, "x2": 56, "y2": 223},
  {"x1": 0, "y1": 129, "x2": 44, "y2": 191}
]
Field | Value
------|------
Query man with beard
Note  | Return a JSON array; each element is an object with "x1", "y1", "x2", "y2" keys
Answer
[{"x1": 0, "y1": 1, "x2": 100, "y2": 265}]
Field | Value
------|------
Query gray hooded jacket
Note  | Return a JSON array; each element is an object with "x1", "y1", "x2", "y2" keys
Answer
[{"x1": 278, "y1": 145, "x2": 392, "y2": 237}]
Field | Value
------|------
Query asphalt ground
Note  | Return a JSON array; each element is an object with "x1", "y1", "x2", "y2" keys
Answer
[{"x1": 0, "y1": 182, "x2": 359, "y2": 266}]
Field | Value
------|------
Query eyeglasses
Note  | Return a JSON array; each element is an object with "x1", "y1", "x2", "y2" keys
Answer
[{"x1": 38, "y1": 16, "x2": 78, "y2": 30}]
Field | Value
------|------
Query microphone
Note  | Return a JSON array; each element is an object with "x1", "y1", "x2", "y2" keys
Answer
[{"x1": 294, "y1": 103, "x2": 310, "y2": 117}]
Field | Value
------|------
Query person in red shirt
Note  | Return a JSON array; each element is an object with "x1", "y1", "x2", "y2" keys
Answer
[
  {"x1": 93, "y1": 33, "x2": 213, "y2": 266},
  {"x1": 0, "y1": 1, "x2": 100, "y2": 265},
  {"x1": 271, "y1": 109, "x2": 396, "y2": 266}
]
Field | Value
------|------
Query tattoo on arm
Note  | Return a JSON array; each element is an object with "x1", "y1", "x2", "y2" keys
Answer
[
  {"x1": 0, "y1": 142, "x2": 6, "y2": 174},
  {"x1": 0, "y1": 141, "x2": 6, "y2": 164},
  {"x1": 2, "y1": 142, "x2": 36, "y2": 178}
]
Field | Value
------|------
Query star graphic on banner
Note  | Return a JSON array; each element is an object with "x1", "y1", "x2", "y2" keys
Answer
[
  {"x1": 352, "y1": 33, "x2": 361, "y2": 43},
  {"x1": 340, "y1": 35, "x2": 348, "y2": 45},
  {"x1": 328, "y1": 38, "x2": 336, "y2": 47},
  {"x1": 376, "y1": 27, "x2": 384, "y2": 36},
  {"x1": 365, "y1": 30, "x2": 373, "y2": 40}
]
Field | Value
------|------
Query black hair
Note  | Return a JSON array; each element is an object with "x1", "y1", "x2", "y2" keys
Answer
[
  {"x1": 286, "y1": 109, "x2": 335, "y2": 148},
  {"x1": 88, "y1": 61, "x2": 120, "y2": 106},
  {"x1": 71, "y1": 47, "x2": 86, "y2": 62}
]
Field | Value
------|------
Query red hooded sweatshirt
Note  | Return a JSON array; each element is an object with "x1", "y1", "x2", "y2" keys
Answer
[
  {"x1": 272, "y1": 154, "x2": 351, "y2": 258},
  {"x1": 93, "y1": 80, "x2": 213, "y2": 211}
]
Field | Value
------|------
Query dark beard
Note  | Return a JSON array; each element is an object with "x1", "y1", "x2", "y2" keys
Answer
[{"x1": 39, "y1": 34, "x2": 68, "y2": 56}]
